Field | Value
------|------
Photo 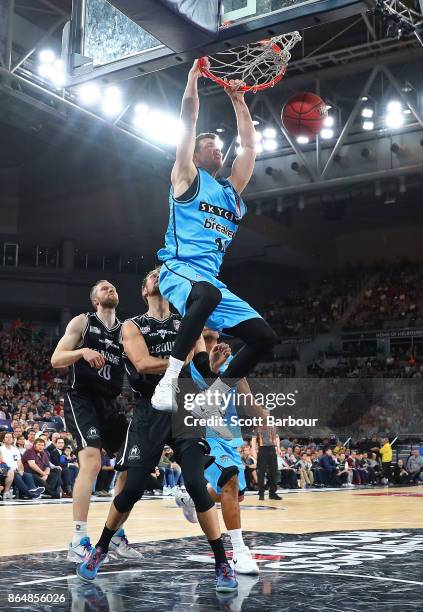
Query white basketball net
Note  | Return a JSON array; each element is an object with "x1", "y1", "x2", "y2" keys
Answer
[{"x1": 203, "y1": 31, "x2": 302, "y2": 91}]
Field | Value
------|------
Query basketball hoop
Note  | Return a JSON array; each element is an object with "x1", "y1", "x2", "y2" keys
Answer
[{"x1": 198, "y1": 32, "x2": 302, "y2": 93}]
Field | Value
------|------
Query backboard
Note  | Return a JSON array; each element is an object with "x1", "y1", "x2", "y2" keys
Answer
[{"x1": 64, "y1": 0, "x2": 369, "y2": 87}]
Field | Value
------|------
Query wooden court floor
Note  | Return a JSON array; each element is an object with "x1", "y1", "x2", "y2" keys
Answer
[{"x1": 1, "y1": 487, "x2": 422, "y2": 557}]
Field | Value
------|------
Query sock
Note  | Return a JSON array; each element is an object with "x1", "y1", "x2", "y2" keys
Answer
[
  {"x1": 96, "y1": 524, "x2": 119, "y2": 552},
  {"x1": 72, "y1": 521, "x2": 87, "y2": 545},
  {"x1": 163, "y1": 356, "x2": 184, "y2": 380},
  {"x1": 228, "y1": 528, "x2": 245, "y2": 554},
  {"x1": 208, "y1": 537, "x2": 228, "y2": 568}
]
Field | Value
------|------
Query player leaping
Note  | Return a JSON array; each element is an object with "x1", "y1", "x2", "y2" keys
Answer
[{"x1": 152, "y1": 59, "x2": 277, "y2": 413}]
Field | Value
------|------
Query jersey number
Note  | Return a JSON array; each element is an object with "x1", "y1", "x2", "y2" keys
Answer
[{"x1": 98, "y1": 364, "x2": 111, "y2": 380}]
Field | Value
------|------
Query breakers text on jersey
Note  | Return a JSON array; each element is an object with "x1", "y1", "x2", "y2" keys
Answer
[{"x1": 204, "y1": 217, "x2": 235, "y2": 239}]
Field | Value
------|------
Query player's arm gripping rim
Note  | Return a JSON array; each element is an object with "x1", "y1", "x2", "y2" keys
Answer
[
  {"x1": 226, "y1": 81, "x2": 257, "y2": 194},
  {"x1": 171, "y1": 60, "x2": 203, "y2": 199},
  {"x1": 51, "y1": 314, "x2": 105, "y2": 370}
]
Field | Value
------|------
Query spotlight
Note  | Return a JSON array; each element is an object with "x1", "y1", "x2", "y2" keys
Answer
[
  {"x1": 323, "y1": 116, "x2": 334, "y2": 127},
  {"x1": 362, "y1": 121, "x2": 374, "y2": 131},
  {"x1": 320, "y1": 128, "x2": 334, "y2": 139},
  {"x1": 386, "y1": 113, "x2": 404, "y2": 129},
  {"x1": 361, "y1": 108, "x2": 374, "y2": 118},
  {"x1": 134, "y1": 103, "x2": 149, "y2": 115},
  {"x1": 39, "y1": 49, "x2": 55, "y2": 64},
  {"x1": 263, "y1": 127, "x2": 277, "y2": 139},
  {"x1": 263, "y1": 139, "x2": 278, "y2": 151},
  {"x1": 79, "y1": 82, "x2": 100, "y2": 106},
  {"x1": 296, "y1": 136, "x2": 309, "y2": 144},
  {"x1": 255, "y1": 142, "x2": 263, "y2": 154},
  {"x1": 255, "y1": 131, "x2": 263, "y2": 142},
  {"x1": 101, "y1": 86, "x2": 124, "y2": 117},
  {"x1": 361, "y1": 96, "x2": 369, "y2": 102},
  {"x1": 387, "y1": 100, "x2": 402, "y2": 113}
]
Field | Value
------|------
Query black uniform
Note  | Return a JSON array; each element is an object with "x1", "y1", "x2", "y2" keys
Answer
[
  {"x1": 64, "y1": 312, "x2": 127, "y2": 454},
  {"x1": 113, "y1": 312, "x2": 214, "y2": 515},
  {"x1": 117, "y1": 313, "x2": 210, "y2": 470}
]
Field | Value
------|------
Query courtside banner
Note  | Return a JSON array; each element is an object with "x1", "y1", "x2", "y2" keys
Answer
[{"x1": 169, "y1": 377, "x2": 423, "y2": 440}]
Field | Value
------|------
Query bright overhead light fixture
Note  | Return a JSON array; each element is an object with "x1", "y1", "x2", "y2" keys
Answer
[
  {"x1": 296, "y1": 135, "x2": 309, "y2": 144},
  {"x1": 362, "y1": 121, "x2": 374, "y2": 130}
]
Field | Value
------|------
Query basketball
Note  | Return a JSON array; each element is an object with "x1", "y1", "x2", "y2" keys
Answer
[{"x1": 282, "y1": 92, "x2": 328, "y2": 138}]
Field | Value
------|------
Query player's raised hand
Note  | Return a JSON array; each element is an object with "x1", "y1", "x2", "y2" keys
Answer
[
  {"x1": 224, "y1": 79, "x2": 246, "y2": 101},
  {"x1": 190, "y1": 58, "x2": 208, "y2": 78},
  {"x1": 209, "y1": 342, "x2": 231, "y2": 373},
  {"x1": 82, "y1": 348, "x2": 106, "y2": 369}
]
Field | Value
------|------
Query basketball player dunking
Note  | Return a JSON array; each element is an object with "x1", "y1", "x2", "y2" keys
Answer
[
  {"x1": 76, "y1": 269, "x2": 239, "y2": 593},
  {"x1": 151, "y1": 59, "x2": 277, "y2": 413},
  {"x1": 51, "y1": 280, "x2": 140, "y2": 562}
]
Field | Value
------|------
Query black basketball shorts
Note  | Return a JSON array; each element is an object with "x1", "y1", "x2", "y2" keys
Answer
[
  {"x1": 65, "y1": 390, "x2": 128, "y2": 455},
  {"x1": 115, "y1": 397, "x2": 212, "y2": 472}
]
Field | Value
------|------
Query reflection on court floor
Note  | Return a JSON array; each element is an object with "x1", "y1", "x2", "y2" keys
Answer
[{"x1": 1, "y1": 530, "x2": 422, "y2": 611}]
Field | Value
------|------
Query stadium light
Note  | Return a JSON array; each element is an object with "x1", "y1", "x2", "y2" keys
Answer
[
  {"x1": 323, "y1": 116, "x2": 334, "y2": 127},
  {"x1": 255, "y1": 142, "x2": 263, "y2": 154},
  {"x1": 101, "y1": 86, "x2": 124, "y2": 117},
  {"x1": 255, "y1": 131, "x2": 263, "y2": 142},
  {"x1": 38, "y1": 49, "x2": 55, "y2": 64},
  {"x1": 320, "y1": 128, "x2": 334, "y2": 139},
  {"x1": 263, "y1": 127, "x2": 277, "y2": 139},
  {"x1": 296, "y1": 135, "x2": 309, "y2": 144},
  {"x1": 361, "y1": 108, "x2": 374, "y2": 118},
  {"x1": 362, "y1": 121, "x2": 374, "y2": 130},
  {"x1": 387, "y1": 100, "x2": 402, "y2": 113},
  {"x1": 78, "y1": 82, "x2": 100, "y2": 106},
  {"x1": 263, "y1": 139, "x2": 278, "y2": 151}
]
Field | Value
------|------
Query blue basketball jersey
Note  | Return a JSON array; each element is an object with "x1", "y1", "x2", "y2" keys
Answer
[
  {"x1": 190, "y1": 355, "x2": 244, "y2": 447},
  {"x1": 157, "y1": 167, "x2": 246, "y2": 277}
]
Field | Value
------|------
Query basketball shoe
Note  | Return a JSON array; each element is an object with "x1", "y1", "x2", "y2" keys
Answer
[{"x1": 109, "y1": 529, "x2": 143, "y2": 560}]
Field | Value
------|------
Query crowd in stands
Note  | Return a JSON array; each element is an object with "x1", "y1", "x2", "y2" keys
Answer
[
  {"x1": 263, "y1": 260, "x2": 423, "y2": 339},
  {"x1": 240, "y1": 433, "x2": 423, "y2": 492}
]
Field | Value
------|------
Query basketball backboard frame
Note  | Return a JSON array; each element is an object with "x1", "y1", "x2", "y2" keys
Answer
[{"x1": 63, "y1": 0, "x2": 371, "y2": 88}]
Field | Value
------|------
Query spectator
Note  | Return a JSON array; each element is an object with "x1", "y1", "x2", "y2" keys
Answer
[
  {"x1": 297, "y1": 452, "x2": 314, "y2": 488},
  {"x1": 15, "y1": 435, "x2": 27, "y2": 456},
  {"x1": 367, "y1": 452, "x2": 382, "y2": 484},
  {"x1": 319, "y1": 448, "x2": 338, "y2": 486},
  {"x1": 379, "y1": 437, "x2": 393, "y2": 484},
  {"x1": 310, "y1": 452, "x2": 325, "y2": 487},
  {"x1": 336, "y1": 452, "x2": 353, "y2": 487},
  {"x1": 49, "y1": 437, "x2": 77, "y2": 497},
  {"x1": 278, "y1": 449, "x2": 298, "y2": 489},
  {"x1": 0, "y1": 432, "x2": 44, "y2": 500},
  {"x1": 251, "y1": 427, "x2": 282, "y2": 500},
  {"x1": 405, "y1": 449, "x2": 423, "y2": 483},
  {"x1": 0, "y1": 455, "x2": 15, "y2": 500},
  {"x1": 392, "y1": 459, "x2": 411, "y2": 485},
  {"x1": 21, "y1": 438, "x2": 61, "y2": 498}
]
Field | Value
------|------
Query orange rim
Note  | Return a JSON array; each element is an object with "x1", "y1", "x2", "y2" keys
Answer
[{"x1": 198, "y1": 56, "x2": 287, "y2": 93}]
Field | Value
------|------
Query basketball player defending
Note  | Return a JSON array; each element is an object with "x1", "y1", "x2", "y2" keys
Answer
[
  {"x1": 77, "y1": 269, "x2": 238, "y2": 593},
  {"x1": 151, "y1": 59, "x2": 277, "y2": 413},
  {"x1": 51, "y1": 281, "x2": 141, "y2": 562}
]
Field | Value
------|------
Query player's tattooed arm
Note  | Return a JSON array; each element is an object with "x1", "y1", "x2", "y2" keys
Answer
[
  {"x1": 226, "y1": 79, "x2": 256, "y2": 194},
  {"x1": 122, "y1": 320, "x2": 169, "y2": 375},
  {"x1": 51, "y1": 314, "x2": 105, "y2": 369},
  {"x1": 171, "y1": 60, "x2": 203, "y2": 198}
]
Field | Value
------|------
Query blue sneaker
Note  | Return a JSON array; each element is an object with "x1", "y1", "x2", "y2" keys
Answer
[
  {"x1": 215, "y1": 562, "x2": 238, "y2": 593},
  {"x1": 76, "y1": 546, "x2": 107, "y2": 582}
]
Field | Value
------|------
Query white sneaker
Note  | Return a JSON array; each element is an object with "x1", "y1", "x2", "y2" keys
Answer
[
  {"x1": 174, "y1": 489, "x2": 198, "y2": 524},
  {"x1": 3, "y1": 491, "x2": 15, "y2": 500},
  {"x1": 109, "y1": 530, "x2": 143, "y2": 560},
  {"x1": 232, "y1": 547, "x2": 259, "y2": 575},
  {"x1": 151, "y1": 377, "x2": 179, "y2": 412},
  {"x1": 67, "y1": 536, "x2": 93, "y2": 563}
]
